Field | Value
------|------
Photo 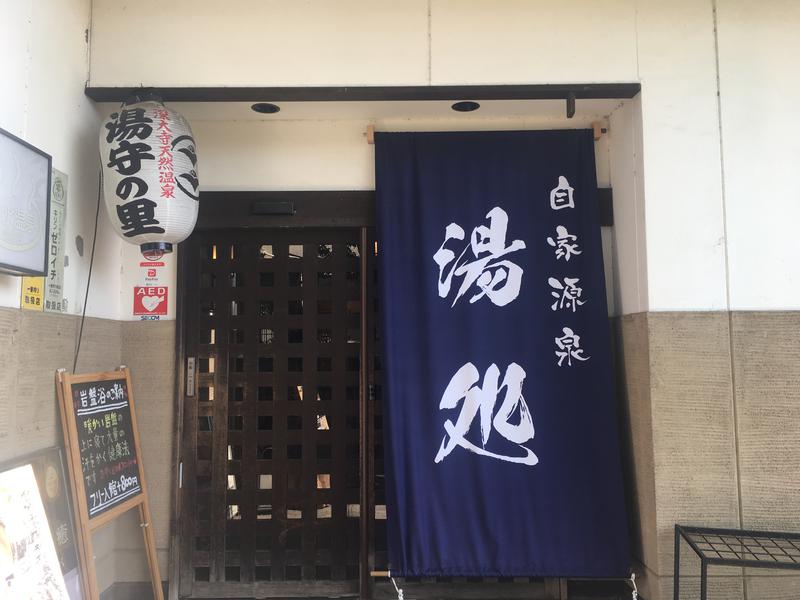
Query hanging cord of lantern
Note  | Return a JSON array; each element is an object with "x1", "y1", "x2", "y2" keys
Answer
[{"x1": 72, "y1": 166, "x2": 102, "y2": 373}]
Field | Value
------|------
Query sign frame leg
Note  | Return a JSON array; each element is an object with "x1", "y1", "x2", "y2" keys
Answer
[{"x1": 139, "y1": 500, "x2": 164, "y2": 600}]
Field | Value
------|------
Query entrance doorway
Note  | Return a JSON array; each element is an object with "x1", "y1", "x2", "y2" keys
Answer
[
  {"x1": 176, "y1": 194, "x2": 383, "y2": 598},
  {"x1": 174, "y1": 192, "x2": 560, "y2": 599}
]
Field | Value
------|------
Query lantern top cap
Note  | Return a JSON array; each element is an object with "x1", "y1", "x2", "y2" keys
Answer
[{"x1": 122, "y1": 89, "x2": 164, "y2": 106}]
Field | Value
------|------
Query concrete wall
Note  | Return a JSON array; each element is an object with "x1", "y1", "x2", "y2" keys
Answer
[
  {"x1": 0, "y1": 307, "x2": 122, "y2": 591},
  {"x1": 115, "y1": 321, "x2": 176, "y2": 581},
  {"x1": 607, "y1": 97, "x2": 648, "y2": 319},
  {"x1": 732, "y1": 313, "x2": 800, "y2": 598},
  {"x1": 0, "y1": 309, "x2": 121, "y2": 465},
  {"x1": 0, "y1": 307, "x2": 176, "y2": 592},
  {"x1": 0, "y1": 0, "x2": 122, "y2": 318},
  {"x1": 617, "y1": 312, "x2": 800, "y2": 600},
  {"x1": 623, "y1": 3, "x2": 800, "y2": 597},
  {"x1": 716, "y1": 0, "x2": 800, "y2": 311},
  {"x1": 84, "y1": 0, "x2": 800, "y2": 313},
  {"x1": 0, "y1": 0, "x2": 135, "y2": 593},
  {"x1": 88, "y1": 0, "x2": 799, "y2": 315}
]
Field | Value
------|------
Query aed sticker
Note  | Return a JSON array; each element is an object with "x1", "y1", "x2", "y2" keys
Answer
[{"x1": 133, "y1": 286, "x2": 168, "y2": 316}]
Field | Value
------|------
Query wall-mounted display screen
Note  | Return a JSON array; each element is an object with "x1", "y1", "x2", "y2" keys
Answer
[{"x1": 0, "y1": 128, "x2": 51, "y2": 275}]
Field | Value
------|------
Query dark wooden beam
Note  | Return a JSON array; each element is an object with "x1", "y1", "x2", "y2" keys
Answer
[
  {"x1": 359, "y1": 226, "x2": 372, "y2": 600},
  {"x1": 85, "y1": 83, "x2": 640, "y2": 103},
  {"x1": 196, "y1": 189, "x2": 613, "y2": 229},
  {"x1": 196, "y1": 191, "x2": 375, "y2": 229}
]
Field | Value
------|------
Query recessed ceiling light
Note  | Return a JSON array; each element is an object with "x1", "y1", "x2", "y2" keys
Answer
[
  {"x1": 251, "y1": 103, "x2": 281, "y2": 114},
  {"x1": 451, "y1": 101, "x2": 480, "y2": 112}
]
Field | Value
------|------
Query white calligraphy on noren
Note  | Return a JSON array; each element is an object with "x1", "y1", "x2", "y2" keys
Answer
[
  {"x1": 554, "y1": 327, "x2": 590, "y2": 366},
  {"x1": 435, "y1": 362, "x2": 538, "y2": 466},
  {"x1": 433, "y1": 207, "x2": 526, "y2": 307},
  {"x1": 546, "y1": 225, "x2": 582, "y2": 261},
  {"x1": 548, "y1": 277, "x2": 586, "y2": 312},
  {"x1": 550, "y1": 176, "x2": 575, "y2": 210}
]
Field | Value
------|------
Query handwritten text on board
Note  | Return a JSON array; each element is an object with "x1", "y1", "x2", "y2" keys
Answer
[{"x1": 70, "y1": 379, "x2": 142, "y2": 518}]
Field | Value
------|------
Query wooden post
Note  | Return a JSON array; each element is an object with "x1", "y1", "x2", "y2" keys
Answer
[
  {"x1": 139, "y1": 503, "x2": 162, "y2": 599},
  {"x1": 359, "y1": 226, "x2": 372, "y2": 600},
  {"x1": 591, "y1": 121, "x2": 604, "y2": 141},
  {"x1": 544, "y1": 577, "x2": 569, "y2": 600}
]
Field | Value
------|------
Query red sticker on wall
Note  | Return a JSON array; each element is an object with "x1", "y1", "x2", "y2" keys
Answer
[{"x1": 133, "y1": 286, "x2": 168, "y2": 316}]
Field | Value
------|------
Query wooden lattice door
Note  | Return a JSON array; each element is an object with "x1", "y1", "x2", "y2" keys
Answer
[{"x1": 179, "y1": 227, "x2": 369, "y2": 598}]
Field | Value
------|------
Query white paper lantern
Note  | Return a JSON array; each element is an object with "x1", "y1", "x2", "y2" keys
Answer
[{"x1": 100, "y1": 94, "x2": 199, "y2": 260}]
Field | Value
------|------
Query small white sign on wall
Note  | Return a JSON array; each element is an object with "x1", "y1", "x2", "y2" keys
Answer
[
  {"x1": 20, "y1": 168, "x2": 68, "y2": 312},
  {"x1": 43, "y1": 169, "x2": 67, "y2": 312}
]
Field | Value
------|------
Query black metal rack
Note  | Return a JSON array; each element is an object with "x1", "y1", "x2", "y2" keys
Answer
[{"x1": 674, "y1": 524, "x2": 800, "y2": 599}]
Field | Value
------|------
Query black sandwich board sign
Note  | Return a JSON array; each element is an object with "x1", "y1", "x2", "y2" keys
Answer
[{"x1": 56, "y1": 367, "x2": 162, "y2": 600}]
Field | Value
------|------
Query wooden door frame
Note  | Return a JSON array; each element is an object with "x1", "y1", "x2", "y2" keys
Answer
[{"x1": 169, "y1": 191, "x2": 376, "y2": 600}]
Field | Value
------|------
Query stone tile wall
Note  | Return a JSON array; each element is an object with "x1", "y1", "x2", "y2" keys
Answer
[{"x1": 618, "y1": 312, "x2": 800, "y2": 600}]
